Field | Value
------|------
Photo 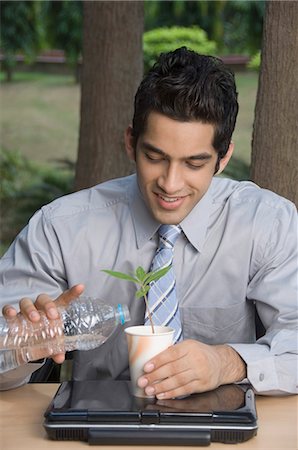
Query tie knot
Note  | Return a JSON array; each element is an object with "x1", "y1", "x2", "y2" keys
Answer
[{"x1": 158, "y1": 224, "x2": 181, "y2": 248}]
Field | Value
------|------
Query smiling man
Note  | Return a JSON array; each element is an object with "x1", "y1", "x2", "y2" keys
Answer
[
  {"x1": 0, "y1": 47, "x2": 297, "y2": 396},
  {"x1": 125, "y1": 114, "x2": 233, "y2": 225}
]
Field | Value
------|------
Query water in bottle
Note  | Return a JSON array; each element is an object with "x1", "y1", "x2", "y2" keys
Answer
[{"x1": 0, "y1": 297, "x2": 130, "y2": 373}]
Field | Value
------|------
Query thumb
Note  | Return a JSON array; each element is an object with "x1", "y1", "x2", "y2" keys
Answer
[{"x1": 55, "y1": 284, "x2": 85, "y2": 308}]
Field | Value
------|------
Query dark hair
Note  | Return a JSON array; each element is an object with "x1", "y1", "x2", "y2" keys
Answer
[{"x1": 132, "y1": 47, "x2": 238, "y2": 167}]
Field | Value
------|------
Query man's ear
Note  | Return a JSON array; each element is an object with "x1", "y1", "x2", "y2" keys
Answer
[
  {"x1": 216, "y1": 142, "x2": 234, "y2": 175},
  {"x1": 124, "y1": 126, "x2": 136, "y2": 162}
]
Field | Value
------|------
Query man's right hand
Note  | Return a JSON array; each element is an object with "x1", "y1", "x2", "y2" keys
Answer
[{"x1": 2, "y1": 284, "x2": 85, "y2": 364}]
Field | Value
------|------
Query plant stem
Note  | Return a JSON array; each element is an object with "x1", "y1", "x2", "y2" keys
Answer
[{"x1": 143, "y1": 293, "x2": 155, "y2": 334}]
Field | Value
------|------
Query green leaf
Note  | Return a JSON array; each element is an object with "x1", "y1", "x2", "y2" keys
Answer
[
  {"x1": 136, "y1": 285, "x2": 150, "y2": 299},
  {"x1": 135, "y1": 289, "x2": 144, "y2": 299},
  {"x1": 142, "y1": 270, "x2": 155, "y2": 285},
  {"x1": 101, "y1": 269, "x2": 139, "y2": 284},
  {"x1": 145, "y1": 265, "x2": 171, "y2": 284},
  {"x1": 136, "y1": 266, "x2": 146, "y2": 282}
]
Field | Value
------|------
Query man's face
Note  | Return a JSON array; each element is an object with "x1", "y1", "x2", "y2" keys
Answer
[{"x1": 125, "y1": 112, "x2": 233, "y2": 225}]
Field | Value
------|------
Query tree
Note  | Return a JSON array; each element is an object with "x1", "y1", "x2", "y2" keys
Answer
[
  {"x1": 75, "y1": 1, "x2": 144, "y2": 190},
  {"x1": 251, "y1": 1, "x2": 298, "y2": 207}
]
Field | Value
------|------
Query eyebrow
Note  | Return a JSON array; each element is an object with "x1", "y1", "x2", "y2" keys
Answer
[{"x1": 141, "y1": 141, "x2": 213, "y2": 161}]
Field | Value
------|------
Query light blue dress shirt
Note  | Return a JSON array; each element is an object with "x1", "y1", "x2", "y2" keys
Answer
[{"x1": 0, "y1": 174, "x2": 297, "y2": 394}]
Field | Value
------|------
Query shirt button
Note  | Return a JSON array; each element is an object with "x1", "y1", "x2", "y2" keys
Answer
[{"x1": 259, "y1": 373, "x2": 265, "y2": 382}]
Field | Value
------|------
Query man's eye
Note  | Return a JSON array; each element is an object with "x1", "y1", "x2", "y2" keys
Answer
[
  {"x1": 186, "y1": 161, "x2": 205, "y2": 170},
  {"x1": 145, "y1": 153, "x2": 163, "y2": 162}
]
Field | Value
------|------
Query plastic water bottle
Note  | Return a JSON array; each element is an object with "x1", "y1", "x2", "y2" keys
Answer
[{"x1": 0, "y1": 297, "x2": 130, "y2": 373}]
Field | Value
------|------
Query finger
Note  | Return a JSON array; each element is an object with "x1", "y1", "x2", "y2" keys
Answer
[
  {"x1": 34, "y1": 284, "x2": 85, "y2": 320},
  {"x1": 2, "y1": 305, "x2": 18, "y2": 318},
  {"x1": 143, "y1": 367, "x2": 193, "y2": 397},
  {"x1": 54, "y1": 284, "x2": 85, "y2": 308},
  {"x1": 51, "y1": 353, "x2": 65, "y2": 364},
  {"x1": 19, "y1": 297, "x2": 41, "y2": 322},
  {"x1": 34, "y1": 294, "x2": 60, "y2": 320},
  {"x1": 155, "y1": 380, "x2": 201, "y2": 400},
  {"x1": 143, "y1": 342, "x2": 185, "y2": 373},
  {"x1": 140, "y1": 350, "x2": 186, "y2": 388}
]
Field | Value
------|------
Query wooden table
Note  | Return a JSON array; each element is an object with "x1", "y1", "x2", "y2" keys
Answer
[{"x1": 0, "y1": 383, "x2": 297, "y2": 450}]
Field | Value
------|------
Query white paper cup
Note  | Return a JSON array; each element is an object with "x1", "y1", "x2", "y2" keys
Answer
[{"x1": 125, "y1": 325, "x2": 174, "y2": 398}]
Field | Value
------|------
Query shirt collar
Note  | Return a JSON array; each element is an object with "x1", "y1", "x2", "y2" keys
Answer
[
  {"x1": 129, "y1": 174, "x2": 214, "y2": 252},
  {"x1": 180, "y1": 186, "x2": 213, "y2": 252},
  {"x1": 129, "y1": 175, "x2": 160, "y2": 249}
]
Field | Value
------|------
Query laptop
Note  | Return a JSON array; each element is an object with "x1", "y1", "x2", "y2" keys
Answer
[{"x1": 44, "y1": 380, "x2": 258, "y2": 446}]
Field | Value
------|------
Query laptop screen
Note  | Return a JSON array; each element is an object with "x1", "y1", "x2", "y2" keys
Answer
[{"x1": 55, "y1": 379, "x2": 246, "y2": 409}]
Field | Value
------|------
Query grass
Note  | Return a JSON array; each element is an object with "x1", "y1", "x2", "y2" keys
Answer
[
  {"x1": 0, "y1": 69, "x2": 258, "y2": 170},
  {"x1": 234, "y1": 71, "x2": 259, "y2": 165},
  {"x1": 0, "y1": 72, "x2": 80, "y2": 166}
]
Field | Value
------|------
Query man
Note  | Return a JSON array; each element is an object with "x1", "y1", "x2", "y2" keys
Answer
[{"x1": 0, "y1": 48, "x2": 297, "y2": 395}]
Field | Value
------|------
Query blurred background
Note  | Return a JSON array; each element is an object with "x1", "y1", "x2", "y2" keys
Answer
[{"x1": 0, "y1": 0, "x2": 265, "y2": 255}]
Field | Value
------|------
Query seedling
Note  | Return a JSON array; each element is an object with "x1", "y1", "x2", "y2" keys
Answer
[{"x1": 102, "y1": 265, "x2": 170, "y2": 334}]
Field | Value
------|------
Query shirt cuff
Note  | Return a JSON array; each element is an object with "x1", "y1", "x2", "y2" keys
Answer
[{"x1": 229, "y1": 343, "x2": 281, "y2": 394}]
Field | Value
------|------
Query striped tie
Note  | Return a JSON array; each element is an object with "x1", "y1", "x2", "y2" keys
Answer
[{"x1": 145, "y1": 224, "x2": 182, "y2": 343}]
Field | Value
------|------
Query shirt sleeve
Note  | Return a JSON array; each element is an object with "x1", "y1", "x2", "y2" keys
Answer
[
  {"x1": 0, "y1": 209, "x2": 66, "y2": 389},
  {"x1": 0, "y1": 208, "x2": 67, "y2": 308},
  {"x1": 231, "y1": 200, "x2": 298, "y2": 395}
]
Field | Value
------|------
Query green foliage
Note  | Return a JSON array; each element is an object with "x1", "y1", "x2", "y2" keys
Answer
[
  {"x1": 248, "y1": 52, "x2": 261, "y2": 71},
  {"x1": 102, "y1": 266, "x2": 170, "y2": 300},
  {"x1": 44, "y1": 1, "x2": 83, "y2": 67},
  {"x1": 144, "y1": 0, "x2": 265, "y2": 56},
  {"x1": 0, "y1": 149, "x2": 31, "y2": 198},
  {"x1": 143, "y1": 26, "x2": 217, "y2": 72},
  {"x1": 221, "y1": 156, "x2": 250, "y2": 181},
  {"x1": 0, "y1": 1, "x2": 44, "y2": 81},
  {"x1": 0, "y1": 0, "x2": 265, "y2": 83},
  {"x1": 215, "y1": 0, "x2": 265, "y2": 55},
  {"x1": 0, "y1": 149, "x2": 74, "y2": 251},
  {"x1": 0, "y1": 0, "x2": 83, "y2": 82},
  {"x1": 145, "y1": 0, "x2": 204, "y2": 30},
  {"x1": 223, "y1": 1, "x2": 265, "y2": 55},
  {"x1": 102, "y1": 265, "x2": 171, "y2": 331}
]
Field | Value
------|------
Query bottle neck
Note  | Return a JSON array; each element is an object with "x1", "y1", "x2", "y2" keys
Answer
[{"x1": 116, "y1": 304, "x2": 130, "y2": 325}]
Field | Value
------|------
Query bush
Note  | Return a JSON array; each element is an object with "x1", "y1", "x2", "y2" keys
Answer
[
  {"x1": 248, "y1": 51, "x2": 261, "y2": 71},
  {"x1": 143, "y1": 26, "x2": 217, "y2": 72},
  {"x1": 0, "y1": 149, "x2": 74, "y2": 253}
]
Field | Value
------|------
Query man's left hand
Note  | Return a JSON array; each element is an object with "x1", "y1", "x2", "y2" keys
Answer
[{"x1": 137, "y1": 339, "x2": 247, "y2": 399}]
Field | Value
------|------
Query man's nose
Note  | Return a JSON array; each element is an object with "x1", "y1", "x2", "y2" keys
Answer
[{"x1": 157, "y1": 163, "x2": 184, "y2": 194}]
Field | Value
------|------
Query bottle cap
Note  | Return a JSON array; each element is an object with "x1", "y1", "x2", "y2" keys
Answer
[{"x1": 117, "y1": 304, "x2": 130, "y2": 325}]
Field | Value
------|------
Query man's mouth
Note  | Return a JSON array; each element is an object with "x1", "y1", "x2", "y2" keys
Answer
[
  {"x1": 159, "y1": 195, "x2": 180, "y2": 203},
  {"x1": 155, "y1": 192, "x2": 186, "y2": 210}
]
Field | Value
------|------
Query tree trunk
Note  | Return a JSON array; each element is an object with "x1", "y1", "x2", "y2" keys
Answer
[
  {"x1": 75, "y1": 1, "x2": 144, "y2": 190},
  {"x1": 250, "y1": 1, "x2": 298, "y2": 207}
]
